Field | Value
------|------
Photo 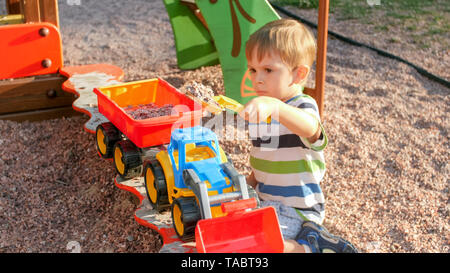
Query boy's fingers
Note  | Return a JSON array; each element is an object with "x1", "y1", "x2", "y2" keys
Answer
[
  {"x1": 240, "y1": 104, "x2": 271, "y2": 123},
  {"x1": 249, "y1": 113, "x2": 258, "y2": 123},
  {"x1": 239, "y1": 103, "x2": 254, "y2": 121},
  {"x1": 238, "y1": 107, "x2": 248, "y2": 119},
  {"x1": 258, "y1": 110, "x2": 270, "y2": 122}
]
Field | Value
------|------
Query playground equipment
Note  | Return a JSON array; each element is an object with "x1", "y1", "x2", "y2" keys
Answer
[
  {"x1": 0, "y1": 0, "x2": 80, "y2": 121},
  {"x1": 93, "y1": 78, "x2": 283, "y2": 252},
  {"x1": 164, "y1": 0, "x2": 329, "y2": 117},
  {"x1": 1, "y1": 0, "x2": 331, "y2": 253}
]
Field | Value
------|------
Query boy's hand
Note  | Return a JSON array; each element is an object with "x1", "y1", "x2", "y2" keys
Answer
[
  {"x1": 246, "y1": 171, "x2": 257, "y2": 189},
  {"x1": 239, "y1": 96, "x2": 281, "y2": 123},
  {"x1": 240, "y1": 95, "x2": 321, "y2": 143}
]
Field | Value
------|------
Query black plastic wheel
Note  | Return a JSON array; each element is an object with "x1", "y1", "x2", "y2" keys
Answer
[
  {"x1": 144, "y1": 159, "x2": 169, "y2": 211},
  {"x1": 171, "y1": 197, "x2": 201, "y2": 240},
  {"x1": 113, "y1": 140, "x2": 143, "y2": 179},
  {"x1": 96, "y1": 122, "x2": 121, "y2": 158}
]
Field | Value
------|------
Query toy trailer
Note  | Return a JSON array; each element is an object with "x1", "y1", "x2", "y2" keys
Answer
[{"x1": 93, "y1": 78, "x2": 203, "y2": 178}]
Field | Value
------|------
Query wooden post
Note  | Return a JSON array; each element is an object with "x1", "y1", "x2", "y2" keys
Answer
[
  {"x1": 18, "y1": 0, "x2": 59, "y2": 28},
  {"x1": 20, "y1": 0, "x2": 41, "y2": 23},
  {"x1": 6, "y1": 0, "x2": 21, "y2": 14},
  {"x1": 303, "y1": 0, "x2": 329, "y2": 118},
  {"x1": 315, "y1": 0, "x2": 329, "y2": 118},
  {"x1": 39, "y1": 0, "x2": 59, "y2": 28}
]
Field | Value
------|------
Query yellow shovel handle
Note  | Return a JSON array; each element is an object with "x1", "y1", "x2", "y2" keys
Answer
[{"x1": 213, "y1": 95, "x2": 271, "y2": 123}]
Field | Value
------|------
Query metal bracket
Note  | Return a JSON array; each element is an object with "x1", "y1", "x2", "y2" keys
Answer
[
  {"x1": 220, "y1": 162, "x2": 249, "y2": 200},
  {"x1": 183, "y1": 169, "x2": 212, "y2": 219}
]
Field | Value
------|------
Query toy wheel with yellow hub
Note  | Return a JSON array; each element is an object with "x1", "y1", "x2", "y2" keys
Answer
[
  {"x1": 96, "y1": 122, "x2": 121, "y2": 158},
  {"x1": 113, "y1": 140, "x2": 143, "y2": 179},
  {"x1": 171, "y1": 197, "x2": 201, "y2": 240},
  {"x1": 144, "y1": 159, "x2": 169, "y2": 211}
]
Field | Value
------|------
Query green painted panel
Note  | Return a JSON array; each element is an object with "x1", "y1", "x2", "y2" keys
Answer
[
  {"x1": 196, "y1": 0, "x2": 280, "y2": 104},
  {"x1": 163, "y1": 0, "x2": 220, "y2": 69}
]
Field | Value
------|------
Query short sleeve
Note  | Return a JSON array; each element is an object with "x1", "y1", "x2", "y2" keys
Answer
[
  {"x1": 290, "y1": 95, "x2": 328, "y2": 151},
  {"x1": 299, "y1": 120, "x2": 328, "y2": 151}
]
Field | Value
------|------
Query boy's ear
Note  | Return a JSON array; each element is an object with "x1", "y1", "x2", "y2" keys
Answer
[{"x1": 293, "y1": 65, "x2": 310, "y2": 84}]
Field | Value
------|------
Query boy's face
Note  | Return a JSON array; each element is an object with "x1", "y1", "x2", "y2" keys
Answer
[{"x1": 247, "y1": 49, "x2": 304, "y2": 101}]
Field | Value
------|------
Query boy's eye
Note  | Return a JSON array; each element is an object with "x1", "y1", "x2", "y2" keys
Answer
[
  {"x1": 265, "y1": 68, "x2": 272, "y2": 73},
  {"x1": 248, "y1": 68, "x2": 256, "y2": 73}
]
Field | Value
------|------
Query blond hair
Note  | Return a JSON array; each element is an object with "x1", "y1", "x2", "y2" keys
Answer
[{"x1": 245, "y1": 19, "x2": 317, "y2": 69}]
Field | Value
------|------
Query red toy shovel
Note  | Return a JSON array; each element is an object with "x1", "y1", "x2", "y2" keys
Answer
[{"x1": 195, "y1": 198, "x2": 284, "y2": 253}]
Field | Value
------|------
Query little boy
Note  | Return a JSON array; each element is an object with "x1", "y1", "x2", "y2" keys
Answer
[{"x1": 240, "y1": 19, "x2": 357, "y2": 253}]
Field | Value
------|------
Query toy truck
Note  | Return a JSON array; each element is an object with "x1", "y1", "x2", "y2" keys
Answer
[
  {"x1": 93, "y1": 78, "x2": 283, "y2": 252},
  {"x1": 144, "y1": 125, "x2": 260, "y2": 239}
]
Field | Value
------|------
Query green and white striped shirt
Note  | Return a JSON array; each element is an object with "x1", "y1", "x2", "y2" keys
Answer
[{"x1": 249, "y1": 93, "x2": 328, "y2": 223}]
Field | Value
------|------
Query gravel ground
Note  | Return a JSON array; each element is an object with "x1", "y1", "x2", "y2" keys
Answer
[
  {"x1": 281, "y1": 5, "x2": 450, "y2": 82},
  {"x1": 1, "y1": 0, "x2": 448, "y2": 253}
]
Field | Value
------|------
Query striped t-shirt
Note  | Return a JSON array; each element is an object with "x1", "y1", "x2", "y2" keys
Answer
[{"x1": 249, "y1": 93, "x2": 328, "y2": 224}]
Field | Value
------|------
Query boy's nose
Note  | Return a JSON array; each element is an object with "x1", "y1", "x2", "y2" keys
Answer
[{"x1": 254, "y1": 74, "x2": 264, "y2": 85}]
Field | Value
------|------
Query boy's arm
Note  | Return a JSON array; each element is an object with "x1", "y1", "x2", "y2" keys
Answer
[
  {"x1": 239, "y1": 96, "x2": 321, "y2": 143},
  {"x1": 277, "y1": 102, "x2": 321, "y2": 143}
]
